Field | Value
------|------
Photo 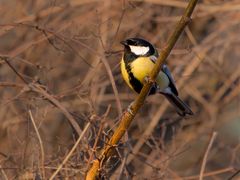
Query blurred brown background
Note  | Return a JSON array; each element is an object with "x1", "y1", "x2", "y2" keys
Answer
[{"x1": 0, "y1": 0, "x2": 240, "y2": 179}]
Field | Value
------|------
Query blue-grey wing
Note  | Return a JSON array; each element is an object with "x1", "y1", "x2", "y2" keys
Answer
[{"x1": 162, "y1": 64, "x2": 178, "y2": 95}]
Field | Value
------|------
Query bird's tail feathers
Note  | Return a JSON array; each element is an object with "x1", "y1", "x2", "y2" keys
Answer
[{"x1": 161, "y1": 88, "x2": 193, "y2": 116}]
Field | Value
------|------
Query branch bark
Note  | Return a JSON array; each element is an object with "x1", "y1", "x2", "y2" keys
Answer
[{"x1": 86, "y1": 0, "x2": 199, "y2": 179}]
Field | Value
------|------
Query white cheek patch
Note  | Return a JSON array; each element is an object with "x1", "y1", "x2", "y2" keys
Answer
[{"x1": 129, "y1": 45, "x2": 149, "y2": 55}]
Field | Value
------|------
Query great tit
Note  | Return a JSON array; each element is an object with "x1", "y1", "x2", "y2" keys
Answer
[{"x1": 120, "y1": 38, "x2": 193, "y2": 116}]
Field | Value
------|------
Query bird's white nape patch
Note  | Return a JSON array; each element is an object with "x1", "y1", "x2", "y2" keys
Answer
[{"x1": 129, "y1": 45, "x2": 149, "y2": 55}]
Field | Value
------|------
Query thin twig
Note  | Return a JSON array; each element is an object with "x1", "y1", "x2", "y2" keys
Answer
[
  {"x1": 29, "y1": 110, "x2": 45, "y2": 180},
  {"x1": 182, "y1": 167, "x2": 234, "y2": 180},
  {"x1": 227, "y1": 169, "x2": 240, "y2": 180},
  {"x1": 0, "y1": 56, "x2": 28, "y2": 84},
  {"x1": 0, "y1": 164, "x2": 8, "y2": 180},
  {"x1": 199, "y1": 131, "x2": 218, "y2": 180},
  {"x1": 86, "y1": 105, "x2": 111, "y2": 171},
  {"x1": 117, "y1": 155, "x2": 127, "y2": 180},
  {"x1": 29, "y1": 83, "x2": 83, "y2": 135},
  {"x1": 49, "y1": 122, "x2": 91, "y2": 180}
]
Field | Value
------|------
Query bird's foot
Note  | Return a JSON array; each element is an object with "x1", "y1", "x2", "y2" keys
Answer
[
  {"x1": 127, "y1": 102, "x2": 135, "y2": 115},
  {"x1": 144, "y1": 76, "x2": 154, "y2": 84}
]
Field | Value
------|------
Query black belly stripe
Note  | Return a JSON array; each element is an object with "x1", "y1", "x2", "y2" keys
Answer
[
  {"x1": 125, "y1": 62, "x2": 156, "y2": 95},
  {"x1": 129, "y1": 71, "x2": 143, "y2": 93}
]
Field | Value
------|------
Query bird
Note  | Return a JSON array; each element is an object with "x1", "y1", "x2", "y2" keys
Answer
[{"x1": 120, "y1": 37, "x2": 193, "y2": 116}]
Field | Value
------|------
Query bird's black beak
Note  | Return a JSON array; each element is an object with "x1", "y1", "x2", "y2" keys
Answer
[{"x1": 120, "y1": 40, "x2": 128, "y2": 46}]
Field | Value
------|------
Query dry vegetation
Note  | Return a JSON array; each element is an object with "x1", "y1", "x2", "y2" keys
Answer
[{"x1": 0, "y1": 0, "x2": 240, "y2": 179}]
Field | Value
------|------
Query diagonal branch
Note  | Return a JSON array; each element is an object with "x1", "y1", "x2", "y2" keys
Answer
[
  {"x1": 0, "y1": 56, "x2": 83, "y2": 136},
  {"x1": 85, "y1": 0, "x2": 199, "y2": 179}
]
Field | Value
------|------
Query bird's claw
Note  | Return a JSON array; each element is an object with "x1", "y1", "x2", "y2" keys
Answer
[
  {"x1": 127, "y1": 102, "x2": 134, "y2": 115},
  {"x1": 144, "y1": 76, "x2": 154, "y2": 84}
]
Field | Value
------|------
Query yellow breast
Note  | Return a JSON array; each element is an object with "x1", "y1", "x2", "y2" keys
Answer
[
  {"x1": 121, "y1": 57, "x2": 155, "y2": 89},
  {"x1": 130, "y1": 57, "x2": 155, "y2": 83},
  {"x1": 121, "y1": 56, "x2": 170, "y2": 92}
]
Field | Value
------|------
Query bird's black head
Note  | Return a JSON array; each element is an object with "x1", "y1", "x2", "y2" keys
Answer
[{"x1": 120, "y1": 38, "x2": 156, "y2": 57}]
